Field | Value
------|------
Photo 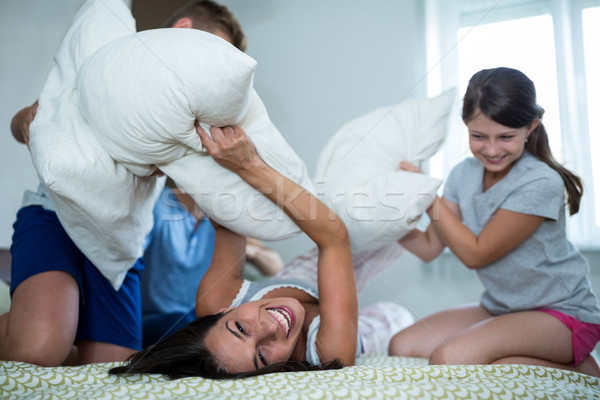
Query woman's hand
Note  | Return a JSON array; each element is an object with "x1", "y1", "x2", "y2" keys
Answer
[{"x1": 195, "y1": 122, "x2": 263, "y2": 174}]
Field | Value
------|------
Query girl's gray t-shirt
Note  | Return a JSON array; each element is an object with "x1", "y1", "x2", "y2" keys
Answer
[{"x1": 443, "y1": 151, "x2": 600, "y2": 324}]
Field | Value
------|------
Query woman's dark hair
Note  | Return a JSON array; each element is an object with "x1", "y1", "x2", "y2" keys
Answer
[
  {"x1": 462, "y1": 67, "x2": 583, "y2": 215},
  {"x1": 109, "y1": 312, "x2": 343, "y2": 380},
  {"x1": 163, "y1": 0, "x2": 247, "y2": 52}
]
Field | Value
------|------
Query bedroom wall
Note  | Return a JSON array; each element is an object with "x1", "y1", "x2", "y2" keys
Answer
[
  {"x1": 0, "y1": 0, "x2": 87, "y2": 249},
  {"x1": 0, "y1": 0, "x2": 129, "y2": 250}
]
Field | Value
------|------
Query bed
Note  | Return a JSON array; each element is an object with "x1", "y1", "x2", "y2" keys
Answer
[
  {"x1": 2, "y1": 280, "x2": 599, "y2": 399},
  {"x1": 1, "y1": 355, "x2": 598, "y2": 399}
]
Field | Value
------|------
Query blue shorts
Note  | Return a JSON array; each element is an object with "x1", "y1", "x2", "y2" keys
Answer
[{"x1": 10, "y1": 206, "x2": 144, "y2": 350}]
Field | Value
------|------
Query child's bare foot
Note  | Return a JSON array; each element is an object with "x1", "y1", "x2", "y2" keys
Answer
[
  {"x1": 493, "y1": 355, "x2": 600, "y2": 378},
  {"x1": 574, "y1": 355, "x2": 600, "y2": 377}
]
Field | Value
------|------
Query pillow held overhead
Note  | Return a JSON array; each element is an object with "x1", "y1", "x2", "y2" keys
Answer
[
  {"x1": 314, "y1": 89, "x2": 457, "y2": 252},
  {"x1": 77, "y1": 27, "x2": 313, "y2": 241},
  {"x1": 29, "y1": 0, "x2": 313, "y2": 290}
]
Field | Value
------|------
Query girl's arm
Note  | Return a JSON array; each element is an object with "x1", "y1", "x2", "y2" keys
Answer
[
  {"x1": 198, "y1": 124, "x2": 357, "y2": 366},
  {"x1": 428, "y1": 196, "x2": 544, "y2": 269},
  {"x1": 396, "y1": 161, "x2": 458, "y2": 262},
  {"x1": 399, "y1": 197, "x2": 459, "y2": 262}
]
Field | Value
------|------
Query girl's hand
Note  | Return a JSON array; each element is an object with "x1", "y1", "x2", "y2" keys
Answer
[
  {"x1": 399, "y1": 161, "x2": 422, "y2": 173},
  {"x1": 195, "y1": 122, "x2": 263, "y2": 174}
]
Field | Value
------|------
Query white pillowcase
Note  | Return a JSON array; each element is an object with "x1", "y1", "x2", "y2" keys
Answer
[
  {"x1": 30, "y1": 0, "x2": 154, "y2": 291},
  {"x1": 314, "y1": 89, "x2": 457, "y2": 252},
  {"x1": 29, "y1": 0, "x2": 312, "y2": 289},
  {"x1": 77, "y1": 28, "x2": 257, "y2": 176}
]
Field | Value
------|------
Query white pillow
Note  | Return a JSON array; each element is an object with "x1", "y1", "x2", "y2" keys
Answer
[
  {"x1": 29, "y1": 0, "x2": 156, "y2": 290},
  {"x1": 77, "y1": 27, "x2": 312, "y2": 241},
  {"x1": 29, "y1": 0, "x2": 312, "y2": 289},
  {"x1": 156, "y1": 89, "x2": 313, "y2": 240},
  {"x1": 77, "y1": 28, "x2": 257, "y2": 176},
  {"x1": 314, "y1": 89, "x2": 457, "y2": 252}
]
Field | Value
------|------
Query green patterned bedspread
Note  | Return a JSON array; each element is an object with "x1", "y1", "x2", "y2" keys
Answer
[
  {"x1": 1, "y1": 355, "x2": 599, "y2": 399},
  {"x1": 1, "y1": 282, "x2": 599, "y2": 399}
]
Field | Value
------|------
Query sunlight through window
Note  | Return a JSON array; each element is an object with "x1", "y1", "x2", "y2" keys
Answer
[
  {"x1": 583, "y1": 7, "x2": 600, "y2": 225},
  {"x1": 456, "y1": 15, "x2": 562, "y2": 161}
]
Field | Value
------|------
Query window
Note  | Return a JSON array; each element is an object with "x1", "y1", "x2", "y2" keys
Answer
[
  {"x1": 426, "y1": 0, "x2": 600, "y2": 249},
  {"x1": 583, "y1": 6, "x2": 600, "y2": 225}
]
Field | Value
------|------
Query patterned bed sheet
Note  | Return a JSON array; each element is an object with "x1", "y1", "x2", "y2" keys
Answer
[{"x1": 2, "y1": 354, "x2": 599, "y2": 399}]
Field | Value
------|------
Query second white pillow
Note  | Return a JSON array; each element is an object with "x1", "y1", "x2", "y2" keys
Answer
[{"x1": 314, "y1": 89, "x2": 457, "y2": 252}]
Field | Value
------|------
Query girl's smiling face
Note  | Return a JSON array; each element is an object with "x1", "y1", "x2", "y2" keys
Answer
[
  {"x1": 203, "y1": 297, "x2": 305, "y2": 373},
  {"x1": 467, "y1": 110, "x2": 539, "y2": 180}
]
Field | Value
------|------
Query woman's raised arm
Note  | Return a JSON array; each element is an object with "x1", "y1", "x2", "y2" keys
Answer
[
  {"x1": 195, "y1": 223, "x2": 247, "y2": 317},
  {"x1": 197, "y1": 124, "x2": 358, "y2": 366}
]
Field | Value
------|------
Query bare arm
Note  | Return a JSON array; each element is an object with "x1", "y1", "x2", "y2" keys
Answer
[
  {"x1": 195, "y1": 223, "x2": 247, "y2": 317},
  {"x1": 427, "y1": 196, "x2": 544, "y2": 269},
  {"x1": 397, "y1": 161, "x2": 545, "y2": 268},
  {"x1": 396, "y1": 161, "x2": 456, "y2": 262},
  {"x1": 399, "y1": 197, "x2": 459, "y2": 262},
  {"x1": 198, "y1": 124, "x2": 357, "y2": 366},
  {"x1": 10, "y1": 100, "x2": 38, "y2": 149}
]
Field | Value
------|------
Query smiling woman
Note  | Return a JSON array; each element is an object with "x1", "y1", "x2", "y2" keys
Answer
[
  {"x1": 206, "y1": 298, "x2": 305, "y2": 373},
  {"x1": 109, "y1": 124, "x2": 358, "y2": 379}
]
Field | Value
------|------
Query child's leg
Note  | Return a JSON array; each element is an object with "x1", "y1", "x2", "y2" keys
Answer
[
  {"x1": 492, "y1": 355, "x2": 600, "y2": 377},
  {"x1": 0, "y1": 271, "x2": 79, "y2": 366},
  {"x1": 277, "y1": 243, "x2": 405, "y2": 293},
  {"x1": 75, "y1": 341, "x2": 137, "y2": 364},
  {"x1": 388, "y1": 303, "x2": 492, "y2": 358},
  {"x1": 429, "y1": 310, "x2": 572, "y2": 365},
  {"x1": 352, "y1": 242, "x2": 405, "y2": 293},
  {"x1": 73, "y1": 256, "x2": 144, "y2": 364},
  {"x1": 3, "y1": 205, "x2": 141, "y2": 365},
  {"x1": 359, "y1": 301, "x2": 415, "y2": 355}
]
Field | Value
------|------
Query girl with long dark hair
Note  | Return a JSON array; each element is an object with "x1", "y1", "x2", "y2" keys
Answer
[{"x1": 389, "y1": 67, "x2": 600, "y2": 377}]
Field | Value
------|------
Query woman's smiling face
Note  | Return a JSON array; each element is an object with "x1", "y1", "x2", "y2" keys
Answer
[{"x1": 203, "y1": 297, "x2": 305, "y2": 373}]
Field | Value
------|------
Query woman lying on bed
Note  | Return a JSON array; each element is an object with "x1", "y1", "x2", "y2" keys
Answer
[{"x1": 110, "y1": 124, "x2": 358, "y2": 379}]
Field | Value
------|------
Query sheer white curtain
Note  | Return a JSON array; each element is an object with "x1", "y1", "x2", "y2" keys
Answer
[{"x1": 425, "y1": 0, "x2": 600, "y2": 249}]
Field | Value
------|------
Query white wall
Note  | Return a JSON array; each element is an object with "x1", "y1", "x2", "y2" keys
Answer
[
  {"x1": 0, "y1": 0, "x2": 132, "y2": 249},
  {"x1": 0, "y1": 0, "x2": 427, "y2": 261},
  {"x1": 0, "y1": 0, "x2": 86, "y2": 248}
]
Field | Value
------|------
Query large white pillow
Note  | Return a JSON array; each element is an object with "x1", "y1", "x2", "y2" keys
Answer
[
  {"x1": 314, "y1": 89, "x2": 457, "y2": 252},
  {"x1": 156, "y1": 89, "x2": 313, "y2": 239},
  {"x1": 77, "y1": 28, "x2": 257, "y2": 176},
  {"x1": 29, "y1": 0, "x2": 158, "y2": 291},
  {"x1": 29, "y1": 0, "x2": 312, "y2": 290},
  {"x1": 77, "y1": 28, "x2": 312, "y2": 241}
]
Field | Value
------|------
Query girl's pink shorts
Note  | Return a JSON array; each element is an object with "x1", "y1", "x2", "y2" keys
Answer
[{"x1": 539, "y1": 309, "x2": 600, "y2": 365}]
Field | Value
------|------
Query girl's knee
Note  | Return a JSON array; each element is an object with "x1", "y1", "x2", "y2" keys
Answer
[
  {"x1": 388, "y1": 330, "x2": 422, "y2": 357},
  {"x1": 429, "y1": 344, "x2": 465, "y2": 365}
]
